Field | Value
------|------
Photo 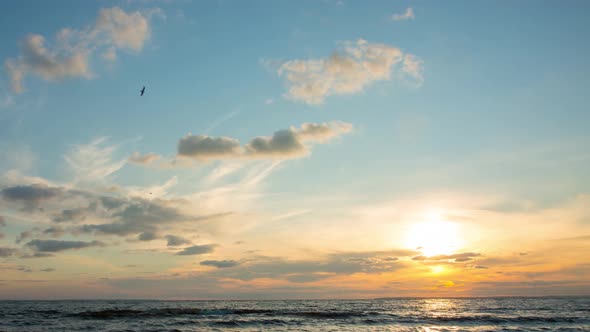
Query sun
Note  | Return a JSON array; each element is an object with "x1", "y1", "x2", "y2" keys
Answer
[{"x1": 405, "y1": 211, "x2": 462, "y2": 256}]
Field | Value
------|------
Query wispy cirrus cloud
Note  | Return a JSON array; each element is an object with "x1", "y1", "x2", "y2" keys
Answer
[
  {"x1": 392, "y1": 8, "x2": 415, "y2": 21},
  {"x1": 277, "y1": 39, "x2": 422, "y2": 104},
  {"x1": 128, "y1": 152, "x2": 161, "y2": 165},
  {"x1": 64, "y1": 137, "x2": 127, "y2": 184},
  {"x1": 4, "y1": 7, "x2": 159, "y2": 93}
]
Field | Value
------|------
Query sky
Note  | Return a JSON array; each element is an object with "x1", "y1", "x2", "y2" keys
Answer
[{"x1": 0, "y1": 0, "x2": 589, "y2": 299}]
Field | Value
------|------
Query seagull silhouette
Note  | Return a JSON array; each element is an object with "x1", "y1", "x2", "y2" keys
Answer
[{"x1": 140, "y1": 86, "x2": 146, "y2": 96}]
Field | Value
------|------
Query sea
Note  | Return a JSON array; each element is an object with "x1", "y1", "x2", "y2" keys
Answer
[{"x1": 0, "y1": 297, "x2": 589, "y2": 331}]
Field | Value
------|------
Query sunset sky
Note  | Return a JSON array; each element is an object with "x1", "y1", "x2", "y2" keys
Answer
[{"x1": 1, "y1": 0, "x2": 589, "y2": 299}]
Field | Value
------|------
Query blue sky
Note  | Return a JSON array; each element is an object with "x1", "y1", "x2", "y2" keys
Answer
[{"x1": 0, "y1": 0, "x2": 589, "y2": 299}]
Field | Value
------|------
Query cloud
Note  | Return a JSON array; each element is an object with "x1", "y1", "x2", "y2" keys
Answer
[
  {"x1": 213, "y1": 249, "x2": 410, "y2": 281},
  {"x1": 128, "y1": 152, "x2": 161, "y2": 165},
  {"x1": 78, "y1": 199, "x2": 227, "y2": 239},
  {"x1": 392, "y1": 8, "x2": 415, "y2": 21},
  {"x1": 16, "y1": 230, "x2": 35, "y2": 244},
  {"x1": 1, "y1": 184, "x2": 60, "y2": 205},
  {"x1": 176, "y1": 244, "x2": 217, "y2": 256},
  {"x1": 177, "y1": 122, "x2": 353, "y2": 161},
  {"x1": 40, "y1": 268, "x2": 55, "y2": 272},
  {"x1": 243, "y1": 121, "x2": 353, "y2": 158},
  {"x1": 402, "y1": 54, "x2": 424, "y2": 83},
  {"x1": 102, "y1": 47, "x2": 117, "y2": 61},
  {"x1": 165, "y1": 234, "x2": 191, "y2": 246},
  {"x1": 138, "y1": 231, "x2": 158, "y2": 241},
  {"x1": 97, "y1": 249, "x2": 413, "y2": 298},
  {"x1": 26, "y1": 239, "x2": 104, "y2": 252},
  {"x1": 52, "y1": 208, "x2": 88, "y2": 223},
  {"x1": 0, "y1": 178, "x2": 229, "y2": 242},
  {"x1": 5, "y1": 35, "x2": 91, "y2": 93},
  {"x1": 0, "y1": 247, "x2": 18, "y2": 257},
  {"x1": 412, "y1": 252, "x2": 481, "y2": 262},
  {"x1": 296, "y1": 121, "x2": 353, "y2": 142},
  {"x1": 277, "y1": 39, "x2": 421, "y2": 104},
  {"x1": 244, "y1": 129, "x2": 305, "y2": 157},
  {"x1": 43, "y1": 226, "x2": 65, "y2": 237},
  {"x1": 94, "y1": 7, "x2": 150, "y2": 52},
  {"x1": 5, "y1": 7, "x2": 156, "y2": 93},
  {"x1": 177, "y1": 135, "x2": 241, "y2": 160},
  {"x1": 20, "y1": 252, "x2": 54, "y2": 259},
  {"x1": 64, "y1": 137, "x2": 127, "y2": 184},
  {"x1": 200, "y1": 260, "x2": 240, "y2": 268}
]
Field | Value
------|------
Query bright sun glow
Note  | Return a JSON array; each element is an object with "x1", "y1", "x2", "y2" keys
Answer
[
  {"x1": 405, "y1": 211, "x2": 462, "y2": 256},
  {"x1": 431, "y1": 265, "x2": 445, "y2": 274}
]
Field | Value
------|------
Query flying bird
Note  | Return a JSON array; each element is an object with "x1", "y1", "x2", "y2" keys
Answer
[{"x1": 140, "y1": 86, "x2": 146, "y2": 96}]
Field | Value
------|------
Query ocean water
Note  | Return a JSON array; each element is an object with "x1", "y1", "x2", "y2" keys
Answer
[{"x1": 0, "y1": 297, "x2": 589, "y2": 331}]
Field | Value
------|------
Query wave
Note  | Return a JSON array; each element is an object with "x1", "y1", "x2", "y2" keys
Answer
[
  {"x1": 70, "y1": 308, "x2": 588, "y2": 324},
  {"x1": 74, "y1": 308, "x2": 272, "y2": 319}
]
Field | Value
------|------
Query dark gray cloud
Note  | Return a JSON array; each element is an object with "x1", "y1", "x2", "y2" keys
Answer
[
  {"x1": 1, "y1": 184, "x2": 60, "y2": 202},
  {"x1": 177, "y1": 135, "x2": 241, "y2": 159},
  {"x1": 0, "y1": 179, "x2": 227, "y2": 254},
  {"x1": 100, "y1": 196, "x2": 126, "y2": 210},
  {"x1": 0, "y1": 247, "x2": 18, "y2": 257},
  {"x1": 16, "y1": 230, "x2": 35, "y2": 244},
  {"x1": 80, "y1": 199, "x2": 189, "y2": 237},
  {"x1": 26, "y1": 239, "x2": 104, "y2": 252},
  {"x1": 20, "y1": 252, "x2": 54, "y2": 259},
  {"x1": 200, "y1": 260, "x2": 239, "y2": 268},
  {"x1": 138, "y1": 231, "x2": 158, "y2": 241},
  {"x1": 52, "y1": 208, "x2": 87, "y2": 223},
  {"x1": 2, "y1": 182, "x2": 198, "y2": 242},
  {"x1": 1, "y1": 184, "x2": 61, "y2": 211},
  {"x1": 165, "y1": 235, "x2": 191, "y2": 246},
  {"x1": 176, "y1": 244, "x2": 217, "y2": 256},
  {"x1": 40, "y1": 268, "x2": 55, "y2": 272},
  {"x1": 175, "y1": 122, "x2": 353, "y2": 161},
  {"x1": 244, "y1": 122, "x2": 352, "y2": 158},
  {"x1": 43, "y1": 226, "x2": 65, "y2": 237},
  {"x1": 245, "y1": 129, "x2": 306, "y2": 157}
]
